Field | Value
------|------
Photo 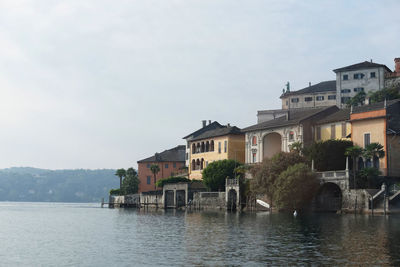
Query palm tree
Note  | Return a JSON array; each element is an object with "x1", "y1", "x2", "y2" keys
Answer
[
  {"x1": 364, "y1": 143, "x2": 385, "y2": 168},
  {"x1": 150, "y1": 164, "x2": 160, "y2": 190},
  {"x1": 345, "y1": 145, "x2": 364, "y2": 188},
  {"x1": 115, "y1": 168, "x2": 126, "y2": 190}
]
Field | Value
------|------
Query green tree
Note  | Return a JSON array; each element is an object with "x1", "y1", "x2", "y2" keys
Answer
[
  {"x1": 346, "y1": 91, "x2": 366, "y2": 107},
  {"x1": 369, "y1": 86, "x2": 400, "y2": 104},
  {"x1": 358, "y1": 167, "x2": 381, "y2": 188},
  {"x1": 121, "y1": 168, "x2": 140, "y2": 194},
  {"x1": 250, "y1": 152, "x2": 307, "y2": 205},
  {"x1": 272, "y1": 163, "x2": 319, "y2": 210},
  {"x1": 345, "y1": 146, "x2": 364, "y2": 189},
  {"x1": 202, "y1": 159, "x2": 242, "y2": 191},
  {"x1": 364, "y1": 142, "x2": 385, "y2": 165},
  {"x1": 289, "y1": 141, "x2": 303, "y2": 154},
  {"x1": 150, "y1": 164, "x2": 160, "y2": 190},
  {"x1": 115, "y1": 168, "x2": 126, "y2": 190}
]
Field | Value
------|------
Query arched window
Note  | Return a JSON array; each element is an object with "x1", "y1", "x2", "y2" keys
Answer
[
  {"x1": 192, "y1": 144, "x2": 196, "y2": 154},
  {"x1": 201, "y1": 158, "x2": 204, "y2": 170},
  {"x1": 191, "y1": 159, "x2": 195, "y2": 170},
  {"x1": 252, "y1": 136, "x2": 257, "y2": 146},
  {"x1": 206, "y1": 141, "x2": 210, "y2": 152},
  {"x1": 196, "y1": 159, "x2": 200, "y2": 170},
  {"x1": 289, "y1": 131, "x2": 294, "y2": 142},
  {"x1": 201, "y1": 142, "x2": 205, "y2": 153},
  {"x1": 196, "y1": 143, "x2": 201, "y2": 153},
  {"x1": 373, "y1": 156, "x2": 380, "y2": 169},
  {"x1": 210, "y1": 140, "x2": 215, "y2": 151}
]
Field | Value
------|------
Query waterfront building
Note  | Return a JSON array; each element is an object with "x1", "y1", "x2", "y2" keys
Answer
[
  {"x1": 137, "y1": 145, "x2": 186, "y2": 193},
  {"x1": 242, "y1": 106, "x2": 338, "y2": 164},
  {"x1": 385, "y1": 57, "x2": 400, "y2": 89},
  {"x1": 350, "y1": 99, "x2": 400, "y2": 177},
  {"x1": 334, "y1": 61, "x2": 392, "y2": 108},
  {"x1": 280, "y1": 81, "x2": 337, "y2": 110},
  {"x1": 314, "y1": 108, "x2": 351, "y2": 141},
  {"x1": 183, "y1": 122, "x2": 245, "y2": 179}
]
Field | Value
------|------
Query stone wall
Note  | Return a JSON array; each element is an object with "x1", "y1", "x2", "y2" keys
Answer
[
  {"x1": 192, "y1": 192, "x2": 226, "y2": 210},
  {"x1": 140, "y1": 192, "x2": 163, "y2": 209},
  {"x1": 341, "y1": 189, "x2": 370, "y2": 213},
  {"x1": 109, "y1": 194, "x2": 140, "y2": 208}
]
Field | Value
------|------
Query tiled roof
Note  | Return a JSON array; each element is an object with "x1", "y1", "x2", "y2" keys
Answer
[
  {"x1": 333, "y1": 61, "x2": 391, "y2": 73},
  {"x1": 352, "y1": 99, "x2": 400, "y2": 114},
  {"x1": 183, "y1": 121, "x2": 223, "y2": 139},
  {"x1": 316, "y1": 108, "x2": 350, "y2": 124},
  {"x1": 242, "y1": 106, "x2": 336, "y2": 132},
  {"x1": 280, "y1": 81, "x2": 336, "y2": 98},
  {"x1": 190, "y1": 126, "x2": 242, "y2": 142},
  {"x1": 137, "y1": 145, "x2": 186, "y2": 163}
]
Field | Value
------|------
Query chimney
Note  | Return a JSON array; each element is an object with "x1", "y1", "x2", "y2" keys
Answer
[
  {"x1": 370, "y1": 59, "x2": 373, "y2": 63},
  {"x1": 395, "y1": 58, "x2": 400, "y2": 73},
  {"x1": 208, "y1": 120, "x2": 211, "y2": 125},
  {"x1": 309, "y1": 82, "x2": 311, "y2": 87},
  {"x1": 202, "y1": 120, "x2": 207, "y2": 128},
  {"x1": 227, "y1": 123, "x2": 231, "y2": 127}
]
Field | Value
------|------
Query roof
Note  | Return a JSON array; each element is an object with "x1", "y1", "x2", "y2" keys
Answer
[
  {"x1": 316, "y1": 108, "x2": 350, "y2": 124},
  {"x1": 137, "y1": 145, "x2": 186, "y2": 163},
  {"x1": 280, "y1": 81, "x2": 336, "y2": 98},
  {"x1": 333, "y1": 61, "x2": 391, "y2": 73},
  {"x1": 183, "y1": 121, "x2": 223, "y2": 139},
  {"x1": 190, "y1": 126, "x2": 243, "y2": 142},
  {"x1": 352, "y1": 99, "x2": 400, "y2": 114},
  {"x1": 242, "y1": 106, "x2": 336, "y2": 132}
]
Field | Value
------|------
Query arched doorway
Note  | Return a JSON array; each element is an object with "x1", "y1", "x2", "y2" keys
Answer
[
  {"x1": 263, "y1": 133, "x2": 282, "y2": 159},
  {"x1": 227, "y1": 189, "x2": 237, "y2": 211},
  {"x1": 315, "y1": 183, "x2": 342, "y2": 212}
]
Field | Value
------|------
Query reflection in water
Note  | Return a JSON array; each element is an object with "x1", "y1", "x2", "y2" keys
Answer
[{"x1": 0, "y1": 203, "x2": 399, "y2": 266}]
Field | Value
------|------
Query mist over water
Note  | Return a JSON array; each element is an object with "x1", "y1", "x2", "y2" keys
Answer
[{"x1": 0, "y1": 202, "x2": 399, "y2": 266}]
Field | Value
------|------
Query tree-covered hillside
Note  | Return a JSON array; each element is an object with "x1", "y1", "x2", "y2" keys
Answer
[{"x1": 0, "y1": 167, "x2": 118, "y2": 202}]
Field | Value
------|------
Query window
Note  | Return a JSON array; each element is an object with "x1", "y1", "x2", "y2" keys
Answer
[
  {"x1": 289, "y1": 131, "x2": 294, "y2": 141},
  {"x1": 341, "y1": 89, "x2": 351, "y2": 94},
  {"x1": 353, "y1": 73, "x2": 365, "y2": 79},
  {"x1": 286, "y1": 100, "x2": 289, "y2": 106},
  {"x1": 370, "y1": 72, "x2": 376, "y2": 78},
  {"x1": 316, "y1": 126, "x2": 321, "y2": 140},
  {"x1": 173, "y1": 162, "x2": 176, "y2": 168},
  {"x1": 147, "y1": 176, "x2": 151, "y2": 184},
  {"x1": 165, "y1": 163, "x2": 168, "y2": 168},
  {"x1": 210, "y1": 141, "x2": 214, "y2": 151},
  {"x1": 354, "y1": 87, "x2": 364, "y2": 92},
  {"x1": 331, "y1": 125, "x2": 336, "y2": 139},
  {"x1": 304, "y1": 97, "x2": 313, "y2": 102},
  {"x1": 343, "y1": 74, "x2": 348, "y2": 80},
  {"x1": 328, "y1": 95, "x2": 336, "y2": 100},
  {"x1": 341, "y1": 97, "x2": 351, "y2": 104},
  {"x1": 252, "y1": 153, "x2": 257, "y2": 163},
  {"x1": 146, "y1": 163, "x2": 150, "y2": 168},
  {"x1": 218, "y1": 142, "x2": 221, "y2": 153},
  {"x1": 252, "y1": 136, "x2": 257, "y2": 146},
  {"x1": 364, "y1": 133, "x2": 371, "y2": 148},
  {"x1": 291, "y1": 98, "x2": 299, "y2": 103},
  {"x1": 341, "y1": 123, "x2": 347, "y2": 138},
  {"x1": 316, "y1": 96, "x2": 324, "y2": 101},
  {"x1": 224, "y1": 140, "x2": 227, "y2": 153}
]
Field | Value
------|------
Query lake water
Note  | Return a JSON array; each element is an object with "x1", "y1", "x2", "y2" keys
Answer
[{"x1": 0, "y1": 202, "x2": 399, "y2": 266}]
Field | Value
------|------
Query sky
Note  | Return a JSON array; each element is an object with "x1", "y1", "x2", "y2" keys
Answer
[{"x1": 0, "y1": 0, "x2": 399, "y2": 169}]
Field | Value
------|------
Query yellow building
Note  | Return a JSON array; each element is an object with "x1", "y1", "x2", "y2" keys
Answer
[
  {"x1": 315, "y1": 109, "x2": 351, "y2": 141},
  {"x1": 183, "y1": 122, "x2": 245, "y2": 179},
  {"x1": 350, "y1": 100, "x2": 400, "y2": 177}
]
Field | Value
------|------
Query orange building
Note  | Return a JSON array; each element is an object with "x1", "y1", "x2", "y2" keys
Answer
[
  {"x1": 350, "y1": 99, "x2": 400, "y2": 176},
  {"x1": 137, "y1": 145, "x2": 186, "y2": 193}
]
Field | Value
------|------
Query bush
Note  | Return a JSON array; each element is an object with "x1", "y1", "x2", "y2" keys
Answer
[
  {"x1": 109, "y1": 188, "x2": 121, "y2": 195},
  {"x1": 202, "y1": 159, "x2": 242, "y2": 191},
  {"x1": 303, "y1": 140, "x2": 353, "y2": 171},
  {"x1": 272, "y1": 163, "x2": 319, "y2": 210},
  {"x1": 155, "y1": 176, "x2": 191, "y2": 187},
  {"x1": 121, "y1": 173, "x2": 140, "y2": 195}
]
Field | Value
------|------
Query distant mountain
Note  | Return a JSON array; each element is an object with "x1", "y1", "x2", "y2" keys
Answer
[{"x1": 0, "y1": 167, "x2": 119, "y2": 203}]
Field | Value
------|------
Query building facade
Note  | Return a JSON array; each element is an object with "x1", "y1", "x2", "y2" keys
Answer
[
  {"x1": 350, "y1": 100, "x2": 400, "y2": 177},
  {"x1": 334, "y1": 61, "x2": 392, "y2": 108},
  {"x1": 314, "y1": 109, "x2": 351, "y2": 141},
  {"x1": 184, "y1": 123, "x2": 245, "y2": 179},
  {"x1": 137, "y1": 145, "x2": 186, "y2": 193},
  {"x1": 242, "y1": 106, "x2": 339, "y2": 164}
]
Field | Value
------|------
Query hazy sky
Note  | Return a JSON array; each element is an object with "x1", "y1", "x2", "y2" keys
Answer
[{"x1": 0, "y1": 0, "x2": 399, "y2": 169}]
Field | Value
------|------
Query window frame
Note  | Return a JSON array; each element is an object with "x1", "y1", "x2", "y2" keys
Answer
[{"x1": 364, "y1": 133, "x2": 371, "y2": 148}]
